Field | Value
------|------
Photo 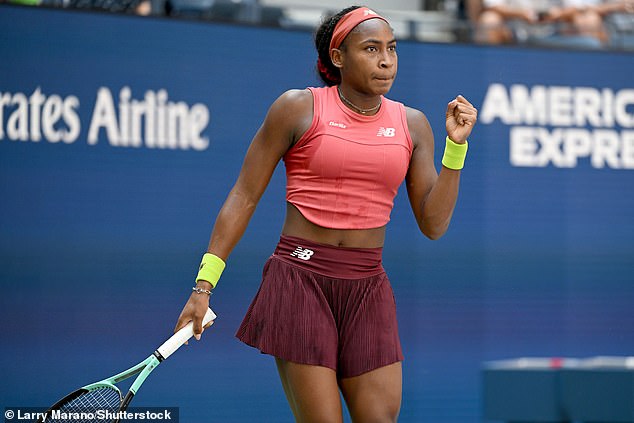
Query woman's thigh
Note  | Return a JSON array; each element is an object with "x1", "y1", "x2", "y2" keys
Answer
[
  {"x1": 339, "y1": 362, "x2": 402, "y2": 423},
  {"x1": 275, "y1": 358, "x2": 344, "y2": 423}
]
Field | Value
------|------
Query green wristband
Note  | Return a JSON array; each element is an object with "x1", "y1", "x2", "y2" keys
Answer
[
  {"x1": 442, "y1": 136, "x2": 468, "y2": 170},
  {"x1": 196, "y1": 253, "x2": 226, "y2": 289}
]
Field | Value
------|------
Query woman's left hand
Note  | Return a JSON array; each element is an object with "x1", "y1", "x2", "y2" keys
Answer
[{"x1": 445, "y1": 95, "x2": 478, "y2": 144}]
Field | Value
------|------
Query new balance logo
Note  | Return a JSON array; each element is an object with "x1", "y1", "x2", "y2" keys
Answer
[
  {"x1": 290, "y1": 246, "x2": 314, "y2": 261},
  {"x1": 377, "y1": 127, "x2": 396, "y2": 137}
]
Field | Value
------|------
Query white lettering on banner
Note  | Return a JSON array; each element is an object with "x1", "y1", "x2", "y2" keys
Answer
[
  {"x1": 88, "y1": 87, "x2": 209, "y2": 150},
  {"x1": 88, "y1": 87, "x2": 119, "y2": 144},
  {"x1": 510, "y1": 127, "x2": 634, "y2": 169},
  {"x1": 0, "y1": 86, "x2": 210, "y2": 151},
  {"x1": 481, "y1": 83, "x2": 634, "y2": 170},
  {"x1": 0, "y1": 88, "x2": 80, "y2": 143}
]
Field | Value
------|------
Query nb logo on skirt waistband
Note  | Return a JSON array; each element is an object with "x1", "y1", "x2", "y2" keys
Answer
[{"x1": 290, "y1": 246, "x2": 314, "y2": 261}]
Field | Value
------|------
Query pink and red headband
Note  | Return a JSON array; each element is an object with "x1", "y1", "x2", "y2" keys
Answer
[{"x1": 329, "y1": 7, "x2": 389, "y2": 52}]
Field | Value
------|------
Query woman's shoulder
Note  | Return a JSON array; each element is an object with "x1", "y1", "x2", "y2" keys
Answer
[
  {"x1": 265, "y1": 88, "x2": 313, "y2": 120},
  {"x1": 402, "y1": 105, "x2": 432, "y2": 147},
  {"x1": 266, "y1": 88, "x2": 316, "y2": 142},
  {"x1": 276, "y1": 86, "x2": 336, "y2": 105},
  {"x1": 403, "y1": 104, "x2": 427, "y2": 122},
  {"x1": 274, "y1": 88, "x2": 314, "y2": 109}
]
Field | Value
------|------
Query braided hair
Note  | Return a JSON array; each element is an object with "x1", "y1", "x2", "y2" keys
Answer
[{"x1": 314, "y1": 6, "x2": 361, "y2": 86}]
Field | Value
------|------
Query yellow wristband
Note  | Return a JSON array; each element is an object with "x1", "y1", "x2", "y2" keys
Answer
[
  {"x1": 442, "y1": 136, "x2": 468, "y2": 170},
  {"x1": 196, "y1": 253, "x2": 226, "y2": 289}
]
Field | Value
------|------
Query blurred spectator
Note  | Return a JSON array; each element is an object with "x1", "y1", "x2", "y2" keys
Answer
[
  {"x1": 472, "y1": 0, "x2": 543, "y2": 44},
  {"x1": 135, "y1": 0, "x2": 151, "y2": 14},
  {"x1": 472, "y1": 0, "x2": 634, "y2": 47},
  {"x1": 605, "y1": 1, "x2": 634, "y2": 48},
  {"x1": 539, "y1": 0, "x2": 633, "y2": 46}
]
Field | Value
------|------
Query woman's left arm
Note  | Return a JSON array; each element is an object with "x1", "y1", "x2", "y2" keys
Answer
[{"x1": 405, "y1": 95, "x2": 477, "y2": 240}]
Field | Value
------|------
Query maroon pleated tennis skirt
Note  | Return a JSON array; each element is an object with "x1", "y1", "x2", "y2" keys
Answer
[{"x1": 236, "y1": 235, "x2": 403, "y2": 378}]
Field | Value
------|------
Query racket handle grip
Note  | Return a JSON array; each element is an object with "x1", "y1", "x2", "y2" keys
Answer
[{"x1": 157, "y1": 307, "x2": 216, "y2": 360}]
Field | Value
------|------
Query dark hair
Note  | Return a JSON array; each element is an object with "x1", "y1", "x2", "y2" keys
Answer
[{"x1": 314, "y1": 5, "x2": 361, "y2": 86}]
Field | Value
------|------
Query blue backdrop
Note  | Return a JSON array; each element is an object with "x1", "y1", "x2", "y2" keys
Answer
[{"x1": 1, "y1": 5, "x2": 633, "y2": 422}]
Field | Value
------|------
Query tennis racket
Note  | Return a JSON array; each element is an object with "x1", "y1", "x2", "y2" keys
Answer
[{"x1": 37, "y1": 307, "x2": 216, "y2": 423}]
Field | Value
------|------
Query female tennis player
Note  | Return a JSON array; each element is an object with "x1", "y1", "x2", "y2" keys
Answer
[{"x1": 175, "y1": 5, "x2": 477, "y2": 422}]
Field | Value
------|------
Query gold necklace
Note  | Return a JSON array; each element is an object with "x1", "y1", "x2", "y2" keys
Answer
[{"x1": 337, "y1": 86, "x2": 381, "y2": 115}]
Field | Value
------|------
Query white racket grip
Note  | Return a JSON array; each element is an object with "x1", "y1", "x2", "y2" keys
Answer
[{"x1": 157, "y1": 307, "x2": 217, "y2": 360}]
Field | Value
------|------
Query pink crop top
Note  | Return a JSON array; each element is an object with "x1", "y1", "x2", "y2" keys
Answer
[{"x1": 283, "y1": 86, "x2": 413, "y2": 229}]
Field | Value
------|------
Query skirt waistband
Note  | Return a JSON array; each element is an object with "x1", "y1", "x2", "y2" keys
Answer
[{"x1": 273, "y1": 235, "x2": 384, "y2": 279}]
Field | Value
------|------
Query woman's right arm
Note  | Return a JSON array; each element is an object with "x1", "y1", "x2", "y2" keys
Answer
[{"x1": 174, "y1": 88, "x2": 313, "y2": 337}]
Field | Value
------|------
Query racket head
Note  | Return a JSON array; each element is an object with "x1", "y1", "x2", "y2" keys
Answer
[{"x1": 37, "y1": 382, "x2": 122, "y2": 423}]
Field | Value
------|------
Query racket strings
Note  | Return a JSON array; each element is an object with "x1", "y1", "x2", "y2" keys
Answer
[{"x1": 46, "y1": 387, "x2": 122, "y2": 422}]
